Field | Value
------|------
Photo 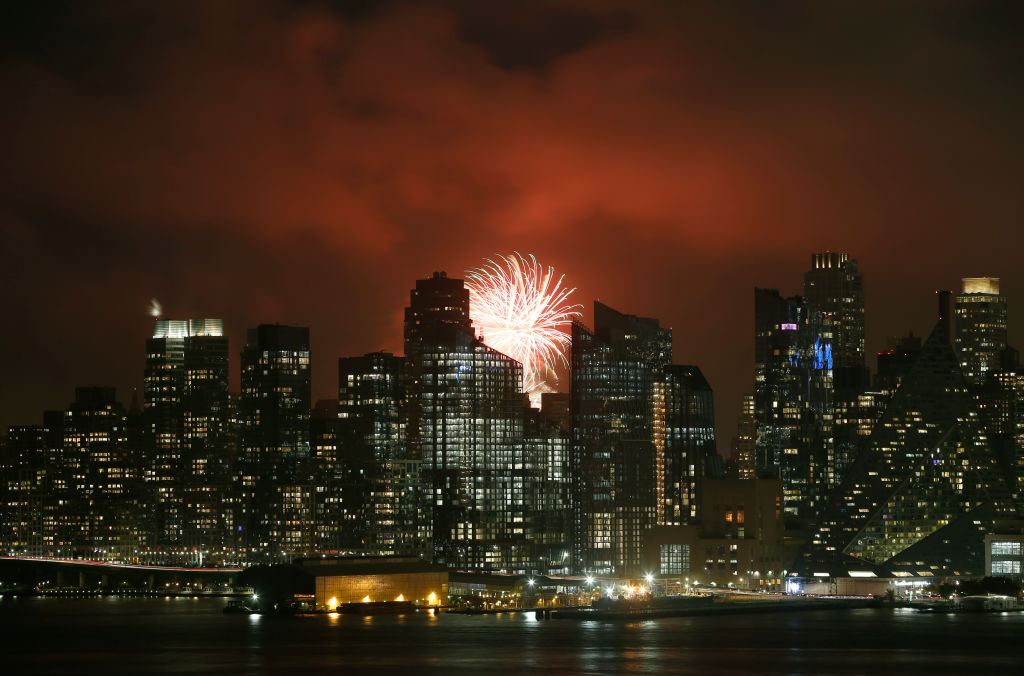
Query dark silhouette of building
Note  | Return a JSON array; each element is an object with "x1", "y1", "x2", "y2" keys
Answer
[
  {"x1": 875, "y1": 333, "x2": 922, "y2": 394},
  {"x1": 404, "y1": 271, "x2": 472, "y2": 353},
  {"x1": 540, "y1": 392, "x2": 570, "y2": 433}
]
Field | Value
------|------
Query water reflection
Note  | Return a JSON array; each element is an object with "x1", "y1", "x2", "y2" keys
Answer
[{"x1": 1, "y1": 599, "x2": 1023, "y2": 675}]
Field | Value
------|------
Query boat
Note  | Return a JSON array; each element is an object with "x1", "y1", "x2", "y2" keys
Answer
[{"x1": 223, "y1": 599, "x2": 259, "y2": 614}]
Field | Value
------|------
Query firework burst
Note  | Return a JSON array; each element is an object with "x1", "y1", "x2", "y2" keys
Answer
[{"x1": 465, "y1": 252, "x2": 582, "y2": 402}]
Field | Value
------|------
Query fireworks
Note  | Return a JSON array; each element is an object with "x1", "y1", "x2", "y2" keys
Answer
[{"x1": 465, "y1": 253, "x2": 582, "y2": 401}]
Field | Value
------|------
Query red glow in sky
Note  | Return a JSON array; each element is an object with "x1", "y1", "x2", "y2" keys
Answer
[{"x1": 1, "y1": 1, "x2": 1021, "y2": 438}]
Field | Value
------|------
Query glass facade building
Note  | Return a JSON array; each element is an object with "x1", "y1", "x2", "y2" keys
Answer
[
  {"x1": 337, "y1": 352, "x2": 415, "y2": 556},
  {"x1": 571, "y1": 301, "x2": 672, "y2": 576},
  {"x1": 404, "y1": 273, "x2": 531, "y2": 571},
  {"x1": 753, "y1": 288, "x2": 834, "y2": 520}
]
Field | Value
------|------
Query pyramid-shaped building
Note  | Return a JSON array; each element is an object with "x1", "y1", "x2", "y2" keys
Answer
[{"x1": 801, "y1": 320, "x2": 1017, "y2": 576}]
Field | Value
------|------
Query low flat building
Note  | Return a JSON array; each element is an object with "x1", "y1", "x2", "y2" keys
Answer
[
  {"x1": 301, "y1": 556, "x2": 448, "y2": 608},
  {"x1": 642, "y1": 479, "x2": 788, "y2": 589},
  {"x1": 447, "y1": 572, "x2": 587, "y2": 608}
]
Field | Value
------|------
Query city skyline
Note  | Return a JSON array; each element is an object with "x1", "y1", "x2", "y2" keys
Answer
[
  {"x1": 2, "y1": 257, "x2": 1016, "y2": 443},
  {"x1": 5, "y1": 261, "x2": 1018, "y2": 573},
  {"x1": 4, "y1": 4, "x2": 1024, "y2": 674},
  {"x1": 2, "y1": 2, "x2": 1023, "y2": 440}
]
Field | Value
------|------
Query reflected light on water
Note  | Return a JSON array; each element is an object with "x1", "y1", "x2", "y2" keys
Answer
[{"x1": 5, "y1": 599, "x2": 1024, "y2": 675}]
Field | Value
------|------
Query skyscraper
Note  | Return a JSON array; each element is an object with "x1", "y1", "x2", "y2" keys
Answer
[
  {"x1": 64, "y1": 387, "x2": 138, "y2": 561},
  {"x1": 571, "y1": 301, "x2": 672, "y2": 576},
  {"x1": 656, "y1": 365, "x2": 717, "y2": 526},
  {"x1": 239, "y1": 324, "x2": 312, "y2": 561},
  {"x1": 404, "y1": 271, "x2": 472, "y2": 353},
  {"x1": 803, "y1": 252, "x2": 865, "y2": 370},
  {"x1": 404, "y1": 273, "x2": 528, "y2": 571},
  {"x1": 955, "y1": 277, "x2": 1008, "y2": 386},
  {"x1": 753, "y1": 288, "x2": 834, "y2": 520},
  {"x1": 143, "y1": 318, "x2": 231, "y2": 559},
  {"x1": 522, "y1": 403, "x2": 572, "y2": 574},
  {"x1": 804, "y1": 253, "x2": 866, "y2": 486},
  {"x1": 337, "y1": 352, "x2": 409, "y2": 555}
]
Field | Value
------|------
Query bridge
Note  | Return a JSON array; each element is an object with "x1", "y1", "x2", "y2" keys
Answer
[{"x1": 0, "y1": 556, "x2": 243, "y2": 593}]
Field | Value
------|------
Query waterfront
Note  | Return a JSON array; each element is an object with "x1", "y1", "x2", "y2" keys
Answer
[{"x1": 2, "y1": 597, "x2": 1023, "y2": 674}]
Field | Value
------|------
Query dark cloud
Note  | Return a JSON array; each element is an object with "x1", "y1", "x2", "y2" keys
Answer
[
  {"x1": 449, "y1": 0, "x2": 633, "y2": 71},
  {"x1": 1, "y1": 1, "x2": 1022, "y2": 439}
]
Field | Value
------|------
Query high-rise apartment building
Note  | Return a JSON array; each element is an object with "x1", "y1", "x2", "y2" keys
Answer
[
  {"x1": 753, "y1": 288, "x2": 834, "y2": 520},
  {"x1": 656, "y1": 365, "x2": 717, "y2": 526},
  {"x1": 337, "y1": 352, "x2": 411, "y2": 556},
  {"x1": 571, "y1": 301, "x2": 672, "y2": 576},
  {"x1": 955, "y1": 277, "x2": 1008, "y2": 386},
  {"x1": 522, "y1": 404, "x2": 572, "y2": 574},
  {"x1": 310, "y1": 400, "x2": 344, "y2": 555},
  {"x1": 404, "y1": 273, "x2": 529, "y2": 571},
  {"x1": 804, "y1": 317, "x2": 1015, "y2": 576},
  {"x1": 64, "y1": 387, "x2": 139, "y2": 561},
  {"x1": 975, "y1": 348, "x2": 1024, "y2": 506},
  {"x1": 239, "y1": 324, "x2": 312, "y2": 561},
  {"x1": 1, "y1": 425, "x2": 48, "y2": 557},
  {"x1": 143, "y1": 318, "x2": 231, "y2": 559}
]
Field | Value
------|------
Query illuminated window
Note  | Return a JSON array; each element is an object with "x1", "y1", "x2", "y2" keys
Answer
[{"x1": 660, "y1": 544, "x2": 690, "y2": 575}]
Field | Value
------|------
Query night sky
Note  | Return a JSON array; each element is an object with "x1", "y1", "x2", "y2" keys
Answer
[{"x1": 2, "y1": 1, "x2": 1022, "y2": 440}]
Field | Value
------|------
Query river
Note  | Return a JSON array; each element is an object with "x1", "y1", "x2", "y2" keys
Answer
[{"x1": 1, "y1": 596, "x2": 1021, "y2": 674}]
